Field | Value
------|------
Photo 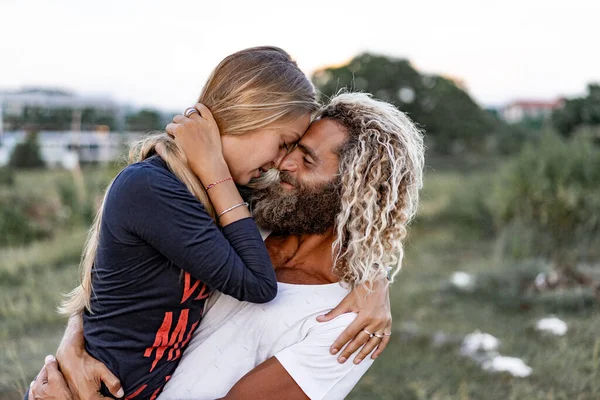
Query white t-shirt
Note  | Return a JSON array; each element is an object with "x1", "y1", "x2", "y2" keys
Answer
[{"x1": 159, "y1": 282, "x2": 374, "y2": 400}]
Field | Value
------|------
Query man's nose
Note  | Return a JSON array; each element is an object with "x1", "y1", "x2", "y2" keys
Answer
[{"x1": 278, "y1": 154, "x2": 298, "y2": 172}]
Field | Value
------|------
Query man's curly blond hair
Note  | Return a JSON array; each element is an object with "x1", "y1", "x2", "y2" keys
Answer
[{"x1": 320, "y1": 92, "x2": 425, "y2": 286}]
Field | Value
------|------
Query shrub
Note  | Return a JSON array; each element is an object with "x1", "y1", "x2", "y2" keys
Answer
[
  {"x1": 0, "y1": 167, "x2": 15, "y2": 186},
  {"x1": 491, "y1": 132, "x2": 600, "y2": 267},
  {"x1": 8, "y1": 132, "x2": 45, "y2": 169}
]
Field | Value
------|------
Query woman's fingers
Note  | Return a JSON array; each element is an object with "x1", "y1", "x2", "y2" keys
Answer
[
  {"x1": 317, "y1": 295, "x2": 351, "y2": 323},
  {"x1": 337, "y1": 318, "x2": 388, "y2": 363},
  {"x1": 353, "y1": 335, "x2": 383, "y2": 364},
  {"x1": 165, "y1": 123, "x2": 177, "y2": 137},
  {"x1": 371, "y1": 334, "x2": 391, "y2": 360},
  {"x1": 329, "y1": 315, "x2": 365, "y2": 356},
  {"x1": 194, "y1": 103, "x2": 214, "y2": 121},
  {"x1": 172, "y1": 114, "x2": 187, "y2": 123},
  {"x1": 371, "y1": 320, "x2": 393, "y2": 359}
]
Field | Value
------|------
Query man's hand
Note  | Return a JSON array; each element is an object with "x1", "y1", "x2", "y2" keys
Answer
[
  {"x1": 55, "y1": 313, "x2": 123, "y2": 399},
  {"x1": 317, "y1": 279, "x2": 392, "y2": 364},
  {"x1": 56, "y1": 344, "x2": 123, "y2": 400},
  {"x1": 29, "y1": 355, "x2": 73, "y2": 400}
]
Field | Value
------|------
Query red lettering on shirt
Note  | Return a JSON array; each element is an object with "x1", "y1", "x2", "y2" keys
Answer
[
  {"x1": 125, "y1": 384, "x2": 147, "y2": 400},
  {"x1": 144, "y1": 309, "x2": 189, "y2": 372},
  {"x1": 181, "y1": 272, "x2": 209, "y2": 303}
]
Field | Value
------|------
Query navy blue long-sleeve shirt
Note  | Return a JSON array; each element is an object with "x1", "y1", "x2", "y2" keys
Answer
[{"x1": 82, "y1": 155, "x2": 277, "y2": 399}]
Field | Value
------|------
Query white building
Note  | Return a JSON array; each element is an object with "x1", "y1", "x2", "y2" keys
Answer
[
  {"x1": 502, "y1": 99, "x2": 564, "y2": 124},
  {"x1": 0, "y1": 131, "x2": 144, "y2": 169},
  {"x1": 0, "y1": 88, "x2": 118, "y2": 116}
]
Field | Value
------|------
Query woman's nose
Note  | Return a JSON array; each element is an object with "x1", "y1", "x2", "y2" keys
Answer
[
  {"x1": 272, "y1": 146, "x2": 290, "y2": 169},
  {"x1": 260, "y1": 162, "x2": 275, "y2": 172}
]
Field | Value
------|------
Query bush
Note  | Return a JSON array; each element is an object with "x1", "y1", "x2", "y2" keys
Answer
[
  {"x1": 491, "y1": 132, "x2": 600, "y2": 266},
  {"x1": 0, "y1": 192, "x2": 56, "y2": 246},
  {"x1": 0, "y1": 167, "x2": 15, "y2": 186},
  {"x1": 435, "y1": 175, "x2": 497, "y2": 237},
  {"x1": 9, "y1": 132, "x2": 45, "y2": 169}
]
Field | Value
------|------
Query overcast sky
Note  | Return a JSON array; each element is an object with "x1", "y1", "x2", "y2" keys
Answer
[{"x1": 1, "y1": 0, "x2": 599, "y2": 110}]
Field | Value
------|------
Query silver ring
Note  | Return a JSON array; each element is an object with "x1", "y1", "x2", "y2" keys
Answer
[
  {"x1": 374, "y1": 333, "x2": 384, "y2": 338},
  {"x1": 363, "y1": 329, "x2": 373, "y2": 338},
  {"x1": 184, "y1": 107, "x2": 199, "y2": 118},
  {"x1": 383, "y1": 332, "x2": 392, "y2": 336}
]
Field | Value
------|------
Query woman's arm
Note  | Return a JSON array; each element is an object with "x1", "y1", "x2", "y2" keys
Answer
[
  {"x1": 317, "y1": 278, "x2": 392, "y2": 364},
  {"x1": 113, "y1": 161, "x2": 277, "y2": 303},
  {"x1": 165, "y1": 104, "x2": 252, "y2": 227}
]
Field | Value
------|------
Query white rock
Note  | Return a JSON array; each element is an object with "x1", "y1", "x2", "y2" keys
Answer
[
  {"x1": 460, "y1": 331, "x2": 500, "y2": 356},
  {"x1": 534, "y1": 272, "x2": 547, "y2": 288},
  {"x1": 482, "y1": 355, "x2": 532, "y2": 377},
  {"x1": 536, "y1": 317, "x2": 568, "y2": 336},
  {"x1": 451, "y1": 271, "x2": 476, "y2": 290}
]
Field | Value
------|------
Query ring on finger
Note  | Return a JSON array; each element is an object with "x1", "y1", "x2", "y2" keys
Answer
[
  {"x1": 184, "y1": 107, "x2": 199, "y2": 118},
  {"x1": 374, "y1": 332, "x2": 384, "y2": 338},
  {"x1": 363, "y1": 329, "x2": 373, "y2": 338},
  {"x1": 383, "y1": 332, "x2": 392, "y2": 336}
]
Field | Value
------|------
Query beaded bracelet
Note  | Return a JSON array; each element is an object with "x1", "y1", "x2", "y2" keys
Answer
[
  {"x1": 218, "y1": 202, "x2": 249, "y2": 219},
  {"x1": 206, "y1": 177, "x2": 233, "y2": 191}
]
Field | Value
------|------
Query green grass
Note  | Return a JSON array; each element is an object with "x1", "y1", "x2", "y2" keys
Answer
[
  {"x1": 1, "y1": 165, "x2": 599, "y2": 400},
  {"x1": 348, "y1": 223, "x2": 600, "y2": 400}
]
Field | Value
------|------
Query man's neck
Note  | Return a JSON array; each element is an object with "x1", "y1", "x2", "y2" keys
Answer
[{"x1": 265, "y1": 229, "x2": 339, "y2": 285}]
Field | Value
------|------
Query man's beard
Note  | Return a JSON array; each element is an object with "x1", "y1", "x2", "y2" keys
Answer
[{"x1": 249, "y1": 171, "x2": 342, "y2": 235}]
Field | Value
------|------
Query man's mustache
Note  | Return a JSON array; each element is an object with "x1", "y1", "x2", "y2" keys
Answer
[{"x1": 278, "y1": 171, "x2": 299, "y2": 188}]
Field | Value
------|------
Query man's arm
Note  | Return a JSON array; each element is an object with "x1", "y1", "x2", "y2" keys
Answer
[
  {"x1": 225, "y1": 314, "x2": 374, "y2": 400},
  {"x1": 221, "y1": 357, "x2": 308, "y2": 400}
]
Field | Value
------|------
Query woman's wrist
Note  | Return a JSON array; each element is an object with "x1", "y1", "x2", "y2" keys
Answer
[{"x1": 189, "y1": 157, "x2": 230, "y2": 186}]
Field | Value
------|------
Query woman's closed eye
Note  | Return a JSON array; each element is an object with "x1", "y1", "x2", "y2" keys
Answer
[{"x1": 282, "y1": 142, "x2": 298, "y2": 154}]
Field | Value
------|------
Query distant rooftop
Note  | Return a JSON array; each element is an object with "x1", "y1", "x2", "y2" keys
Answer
[{"x1": 0, "y1": 87, "x2": 118, "y2": 111}]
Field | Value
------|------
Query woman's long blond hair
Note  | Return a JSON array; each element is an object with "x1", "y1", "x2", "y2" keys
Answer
[{"x1": 60, "y1": 46, "x2": 319, "y2": 316}]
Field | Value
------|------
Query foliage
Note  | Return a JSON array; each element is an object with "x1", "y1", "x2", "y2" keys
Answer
[
  {"x1": 125, "y1": 109, "x2": 163, "y2": 132},
  {"x1": 436, "y1": 175, "x2": 496, "y2": 237},
  {"x1": 491, "y1": 132, "x2": 600, "y2": 267},
  {"x1": 0, "y1": 167, "x2": 112, "y2": 247},
  {"x1": 312, "y1": 53, "x2": 500, "y2": 153},
  {"x1": 552, "y1": 83, "x2": 600, "y2": 137},
  {"x1": 8, "y1": 106, "x2": 118, "y2": 131},
  {"x1": 8, "y1": 132, "x2": 45, "y2": 169},
  {"x1": 0, "y1": 167, "x2": 15, "y2": 186},
  {"x1": 0, "y1": 191, "x2": 58, "y2": 246}
]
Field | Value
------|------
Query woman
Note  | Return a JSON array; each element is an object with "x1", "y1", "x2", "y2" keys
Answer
[{"x1": 30, "y1": 47, "x2": 392, "y2": 400}]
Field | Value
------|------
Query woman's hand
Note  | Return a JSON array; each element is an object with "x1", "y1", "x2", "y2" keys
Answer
[
  {"x1": 55, "y1": 314, "x2": 123, "y2": 399},
  {"x1": 317, "y1": 279, "x2": 392, "y2": 364},
  {"x1": 29, "y1": 355, "x2": 73, "y2": 400},
  {"x1": 166, "y1": 103, "x2": 229, "y2": 185}
]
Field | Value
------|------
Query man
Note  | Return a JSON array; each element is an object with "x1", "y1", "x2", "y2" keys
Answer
[{"x1": 29, "y1": 92, "x2": 425, "y2": 400}]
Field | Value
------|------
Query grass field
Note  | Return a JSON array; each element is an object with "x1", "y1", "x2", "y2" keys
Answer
[{"x1": 1, "y1": 164, "x2": 599, "y2": 400}]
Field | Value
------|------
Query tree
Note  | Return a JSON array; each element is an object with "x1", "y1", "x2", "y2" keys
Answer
[
  {"x1": 125, "y1": 109, "x2": 163, "y2": 132},
  {"x1": 552, "y1": 83, "x2": 600, "y2": 137},
  {"x1": 9, "y1": 132, "x2": 45, "y2": 169},
  {"x1": 312, "y1": 53, "x2": 499, "y2": 153}
]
